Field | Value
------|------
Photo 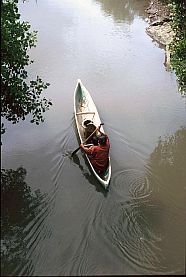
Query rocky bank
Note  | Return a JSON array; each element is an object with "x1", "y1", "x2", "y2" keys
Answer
[{"x1": 145, "y1": 0, "x2": 175, "y2": 69}]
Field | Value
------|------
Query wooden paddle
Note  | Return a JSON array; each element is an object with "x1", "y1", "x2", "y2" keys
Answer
[{"x1": 71, "y1": 123, "x2": 104, "y2": 157}]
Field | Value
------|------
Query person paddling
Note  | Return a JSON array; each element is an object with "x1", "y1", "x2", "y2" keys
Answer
[{"x1": 80, "y1": 125, "x2": 110, "y2": 175}]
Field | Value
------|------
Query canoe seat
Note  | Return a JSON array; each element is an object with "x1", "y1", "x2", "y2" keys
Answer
[{"x1": 76, "y1": 111, "x2": 95, "y2": 115}]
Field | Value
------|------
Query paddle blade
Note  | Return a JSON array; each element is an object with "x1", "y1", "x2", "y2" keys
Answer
[{"x1": 71, "y1": 146, "x2": 80, "y2": 157}]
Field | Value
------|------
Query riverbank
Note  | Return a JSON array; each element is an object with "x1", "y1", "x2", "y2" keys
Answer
[
  {"x1": 145, "y1": 0, "x2": 174, "y2": 70},
  {"x1": 145, "y1": 0, "x2": 186, "y2": 93}
]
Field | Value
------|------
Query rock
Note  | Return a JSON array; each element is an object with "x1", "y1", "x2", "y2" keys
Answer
[
  {"x1": 145, "y1": 0, "x2": 175, "y2": 70},
  {"x1": 145, "y1": 0, "x2": 170, "y2": 24},
  {"x1": 146, "y1": 22, "x2": 174, "y2": 46}
]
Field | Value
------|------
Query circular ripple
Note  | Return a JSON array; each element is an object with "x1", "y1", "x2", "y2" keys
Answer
[
  {"x1": 112, "y1": 169, "x2": 153, "y2": 202},
  {"x1": 102, "y1": 169, "x2": 166, "y2": 274}
]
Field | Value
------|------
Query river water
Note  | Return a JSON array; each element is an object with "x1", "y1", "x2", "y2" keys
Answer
[{"x1": 1, "y1": 0, "x2": 186, "y2": 275}]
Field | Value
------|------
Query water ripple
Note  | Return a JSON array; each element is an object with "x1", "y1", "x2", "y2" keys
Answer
[
  {"x1": 101, "y1": 169, "x2": 169, "y2": 274},
  {"x1": 112, "y1": 168, "x2": 153, "y2": 202}
]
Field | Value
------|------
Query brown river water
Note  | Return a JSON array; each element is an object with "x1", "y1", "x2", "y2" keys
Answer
[{"x1": 1, "y1": 0, "x2": 186, "y2": 275}]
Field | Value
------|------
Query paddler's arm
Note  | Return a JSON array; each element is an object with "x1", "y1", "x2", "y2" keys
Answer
[{"x1": 80, "y1": 144, "x2": 92, "y2": 154}]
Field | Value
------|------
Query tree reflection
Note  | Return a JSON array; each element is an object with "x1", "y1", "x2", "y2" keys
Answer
[
  {"x1": 148, "y1": 127, "x2": 186, "y2": 203},
  {"x1": 1, "y1": 167, "x2": 44, "y2": 275},
  {"x1": 95, "y1": 0, "x2": 149, "y2": 23},
  {"x1": 145, "y1": 127, "x2": 186, "y2": 273}
]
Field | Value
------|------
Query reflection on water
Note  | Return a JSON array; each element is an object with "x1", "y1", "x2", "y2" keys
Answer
[
  {"x1": 2, "y1": 127, "x2": 184, "y2": 275},
  {"x1": 147, "y1": 127, "x2": 186, "y2": 203},
  {"x1": 146, "y1": 127, "x2": 186, "y2": 273},
  {"x1": 109, "y1": 127, "x2": 186, "y2": 274},
  {"x1": 1, "y1": 167, "x2": 47, "y2": 276},
  {"x1": 95, "y1": 0, "x2": 149, "y2": 23}
]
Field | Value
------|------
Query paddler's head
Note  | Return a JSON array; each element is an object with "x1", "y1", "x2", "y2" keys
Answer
[
  {"x1": 99, "y1": 135, "x2": 107, "y2": 146},
  {"x1": 92, "y1": 136, "x2": 99, "y2": 146}
]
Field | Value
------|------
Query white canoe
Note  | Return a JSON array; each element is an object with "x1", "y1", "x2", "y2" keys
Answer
[{"x1": 73, "y1": 79, "x2": 111, "y2": 189}]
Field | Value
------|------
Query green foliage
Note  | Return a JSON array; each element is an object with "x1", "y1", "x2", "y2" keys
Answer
[
  {"x1": 168, "y1": 0, "x2": 186, "y2": 93},
  {"x1": 1, "y1": 0, "x2": 52, "y2": 134}
]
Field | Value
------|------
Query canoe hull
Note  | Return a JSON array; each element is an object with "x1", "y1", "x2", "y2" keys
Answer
[{"x1": 74, "y1": 79, "x2": 111, "y2": 189}]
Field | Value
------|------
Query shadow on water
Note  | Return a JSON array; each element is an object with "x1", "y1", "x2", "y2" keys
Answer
[
  {"x1": 72, "y1": 153, "x2": 108, "y2": 197},
  {"x1": 1, "y1": 167, "x2": 47, "y2": 276}
]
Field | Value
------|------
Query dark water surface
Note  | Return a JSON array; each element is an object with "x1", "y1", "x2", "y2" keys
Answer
[{"x1": 1, "y1": 0, "x2": 186, "y2": 275}]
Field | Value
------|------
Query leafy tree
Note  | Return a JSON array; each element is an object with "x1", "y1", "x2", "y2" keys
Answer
[
  {"x1": 1, "y1": 0, "x2": 52, "y2": 134},
  {"x1": 169, "y1": 0, "x2": 186, "y2": 94}
]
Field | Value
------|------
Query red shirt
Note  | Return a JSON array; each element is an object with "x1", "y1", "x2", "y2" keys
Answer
[{"x1": 84, "y1": 137, "x2": 110, "y2": 174}]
